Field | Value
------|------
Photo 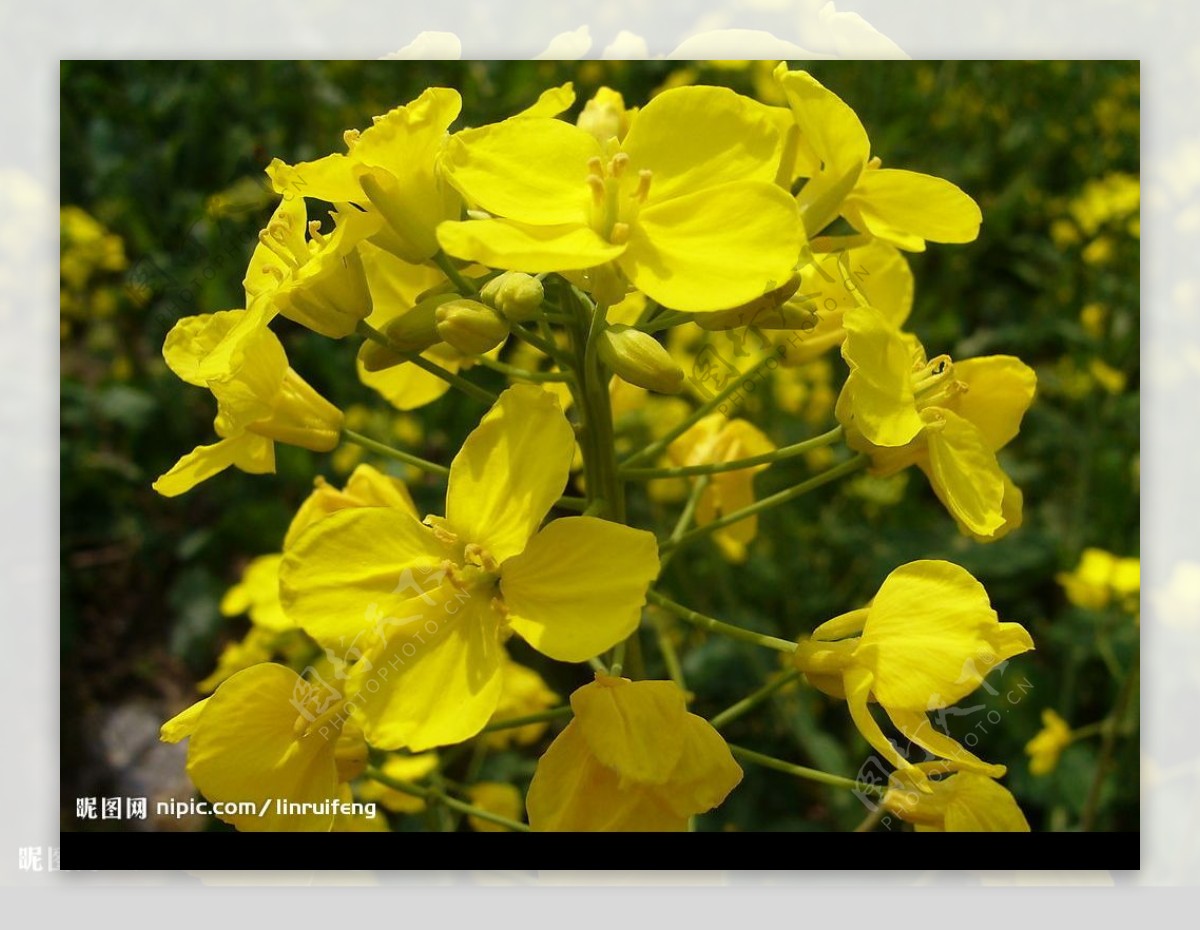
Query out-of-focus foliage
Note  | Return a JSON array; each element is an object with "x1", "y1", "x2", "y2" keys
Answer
[{"x1": 60, "y1": 60, "x2": 1138, "y2": 832}]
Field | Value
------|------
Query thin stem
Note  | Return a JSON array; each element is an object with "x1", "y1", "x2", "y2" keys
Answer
[
  {"x1": 652, "y1": 612, "x2": 687, "y2": 692},
  {"x1": 1080, "y1": 644, "x2": 1139, "y2": 831},
  {"x1": 660, "y1": 455, "x2": 868, "y2": 554},
  {"x1": 1068, "y1": 720, "x2": 1108, "y2": 742},
  {"x1": 356, "y1": 321, "x2": 497, "y2": 405},
  {"x1": 341, "y1": 428, "x2": 450, "y2": 478},
  {"x1": 621, "y1": 351, "x2": 783, "y2": 467},
  {"x1": 480, "y1": 706, "x2": 573, "y2": 734},
  {"x1": 364, "y1": 766, "x2": 530, "y2": 832},
  {"x1": 638, "y1": 309, "x2": 693, "y2": 335},
  {"x1": 621, "y1": 427, "x2": 844, "y2": 480},
  {"x1": 729, "y1": 745, "x2": 886, "y2": 798},
  {"x1": 553, "y1": 495, "x2": 588, "y2": 513},
  {"x1": 709, "y1": 670, "x2": 800, "y2": 730},
  {"x1": 431, "y1": 251, "x2": 479, "y2": 297},
  {"x1": 659, "y1": 475, "x2": 710, "y2": 574},
  {"x1": 647, "y1": 590, "x2": 796, "y2": 654},
  {"x1": 512, "y1": 322, "x2": 570, "y2": 364},
  {"x1": 471, "y1": 353, "x2": 574, "y2": 383}
]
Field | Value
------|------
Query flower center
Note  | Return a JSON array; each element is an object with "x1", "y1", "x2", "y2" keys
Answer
[
  {"x1": 586, "y1": 152, "x2": 652, "y2": 244},
  {"x1": 911, "y1": 354, "x2": 969, "y2": 411}
]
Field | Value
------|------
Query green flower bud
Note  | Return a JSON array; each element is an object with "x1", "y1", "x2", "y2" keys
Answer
[
  {"x1": 435, "y1": 299, "x2": 511, "y2": 355},
  {"x1": 598, "y1": 324, "x2": 685, "y2": 394},
  {"x1": 481, "y1": 272, "x2": 544, "y2": 323},
  {"x1": 359, "y1": 294, "x2": 457, "y2": 372}
]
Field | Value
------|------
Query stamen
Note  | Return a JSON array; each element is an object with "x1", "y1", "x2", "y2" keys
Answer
[
  {"x1": 587, "y1": 174, "x2": 606, "y2": 205},
  {"x1": 307, "y1": 220, "x2": 327, "y2": 245},
  {"x1": 608, "y1": 152, "x2": 630, "y2": 178},
  {"x1": 610, "y1": 222, "x2": 631, "y2": 244},
  {"x1": 257, "y1": 229, "x2": 300, "y2": 269},
  {"x1": 586, "y1": 156, "x2": 605, "y2": 178},
  {"x1": 867, "y1": 156, "x2": 883, "y2": 169},
  {"x1": 633, "y1": 169, "x2": 653, "y2": 202},
  {"x1": 343, "y1": 128, "x2": 361, "y2": 150}
]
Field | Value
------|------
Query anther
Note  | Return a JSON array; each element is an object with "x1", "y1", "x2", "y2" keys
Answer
[
  {"x1": 608, "y1": 152, "x2": 630, "y2": 177},
  {"x1": 633, "y1": 169, "x2": 653, "y2": 202},
  {"x1": 587, "y1": 174, "x2": 606, "y2": 204},
  {"x1": 610, "y1": 222, "x2": 631, "y2": 244},
  {"x1": 587, "y1": 156, "x2": 605, "y2": 178}
]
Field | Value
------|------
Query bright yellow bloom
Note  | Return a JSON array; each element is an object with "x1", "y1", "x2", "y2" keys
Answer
[
  {"x1": 153, "y1": 310, "x2": 343, "y2": 497},
  {"x1": 161, "y1": 663, "x2": 367, "y2": 832},
  {"x1": 357, "y1": 753, "x2": 440, "y2": 814},
  {"x1": 695, "y1": 240, "x2": 913, "y2": 367},
  {"x1": 284, "y1": 463, "x2": 418, "y2": 550},
  {"x1": 664, "y1": 414, "x2": 776, "y2": 562},
  {"x1": 486, "y1": 657, "x2": 561, "y2": 749},
  {"x1": 466, "y1": 782, "x2": 524, "y2": 832},
  {"x1": 438, "y1": 85, "x2": 803, "y2": 312},
  {"x1": 1025, "y1": 709, "x2": 1073, "y2": 776},
  {"x1": 219, "y1": 554, "x2": 291, "y2": 632},
  {"x1": 1057, "y1": 548, "x2": 1140, "y2": 611},
  {"x1": 774, "y1": 64, "x2": 981, "y2": 250},
  {"x1": 835, "y1": 304, "x2": 1036, "y2": 541},
  {"x1": 792, "y1": 560, "x2": 1034, "y2": 787},
  {"x1": 266, "y1": 88, "x2": 463, "y2": 264},
  {"x1": 242, "y1": 194, "x2": 381, "y2": 339},
  {"x1": 883, "y1": 763, "x2": 1030, "y2": 831},
  {"x1": 280, "y1": 385, "x2": 660, "y2": 751},
  {"x1": 526, "y1": 676, "x2": 742, "y2": 831}
]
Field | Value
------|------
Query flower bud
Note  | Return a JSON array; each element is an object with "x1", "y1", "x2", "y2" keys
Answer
[
  {"x1": 577, "y1": 88, "x2": 633, "y2": 144},
  {"x1": 359, "y1": 294, "x2": 456, "y2": 372},
  {"x1": 435, "y1": 299, "x2": 511, "y2": 355},
  {"x1": 598, "y1": 324, "x2": 684, "y2": 394},
  {"x1": 481, "y1": 272, "x2": 544, "y2": 323}
]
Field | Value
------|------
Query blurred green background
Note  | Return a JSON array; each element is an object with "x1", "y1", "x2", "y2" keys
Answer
[{"x1": 60, "y1": 60, "x2": 1139, "y2": 833}]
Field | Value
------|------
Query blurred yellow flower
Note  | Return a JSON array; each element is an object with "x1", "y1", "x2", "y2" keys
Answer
[
  {"x1": 487, "y1": 657, "x2": 561, "y2": 749},
  {"x1": 1057, "y1": 548, "x2": 1140, "y2": 613},
  {"x1": 1025, "y1": 709, "x2": 1073, "y2": 776},
  {"x1": 466, "y1": 782, "x2": 524, "y2": 832},
  {"x1": 358, "y1": 753, "x2": 440, "y2": 814}
]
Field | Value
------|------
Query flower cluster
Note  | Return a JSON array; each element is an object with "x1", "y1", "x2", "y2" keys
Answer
[{"x1": 157, "y1": 65, "x2": 1039, "y2": 833}]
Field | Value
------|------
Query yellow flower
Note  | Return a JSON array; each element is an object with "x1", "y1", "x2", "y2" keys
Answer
[
  {"x1": 696, "y1": 239, "x2": 913, "y2": 367},
  {"x1": 153, "y1": 310, "x2": 343, "y2": 497},
  {"x1": 219, "y1": 554, "x2": 291, "y2": 632},
  {"x1": 1057, "y1": 548, "x2": 1140, "y2": 611},
  {"x1": 357, "y1": 753, "x2": 440, "y2": 814},
  {"x1": 486, "y1": 657, "x2": 561, "y2": 749},
  {"x1": 242, "y1": 194, "x2": 381, "y2": 339},
  {"x1": 466, "y1": 782, "x2": 524, "y2": 832},
  {"x1": 280, "y1": 385, "x2": 660, "y2": 751},
  {"x1": 792, "y1": 560, "x2": 1034, "y2": 787},
  {"x1": 774, "y1": 64, "x2": 981, "y2": 250},
  {"x1": 883, "y1": 763, "x2": 1030, "y2": 831},
  {"x1": 284, "y1": 463, "x2": 418, "y2": 550},
  {"x1": 1025, "y1": 710, "x2": 1073, "y2": 776},
  {"x1": 526, "y1": 676, "x2": 742, "y2": 831},
  {"x1": 438, "y1": 85, "x2": 803, "y2": 312},
  {"x1": 161, "y1": 663, "x2": 367, "y2": 832},
  {"x1": 266, "y1": 88, "x2": 464, "y2": 264},
  {"x1": 664, "y1": 414, "x2": 776, "y2": 562},
  {"x1": 834, "y1": 304, "x2": 1036, "y2": 541}
]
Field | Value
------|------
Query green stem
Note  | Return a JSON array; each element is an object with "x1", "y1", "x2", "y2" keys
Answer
[
  {"x1": 621, "y1": 427, "x2": 843, "y2": 480},
  {"x1": 659, "y1": 475, "x2": 710, "y2": 574},
  {"x1": 553, "y1": 495, "x2": 588, "y2": 513},
  {"x1": 709, "y1": 670, "x2": 800, "y2": 730},
  {"x1": 471, "y1": 353, "x2": 574, "y2": 383},
  {"x1": 729, "y1": 745, "x2": 885, "y2": 798},
  {"x1": 340, "y1": 428, "x2": 450, "y2": 477},
  {"x1": 512, "y1": 322, "x2": 570, "y2": 364},
  {"x1": 652, "y1": 612, "x2": 688, "y2": 692},
  {"x1": 356, "y1": 321, "x2": 498, "y2": 405},
  {"x1": 660, "y1": 455, "x2": 868, "y2": 555},
  {"x1": 647, "y1": 590, "x2": 796, "y2": 654},
  {"x1": 621, "y1": 351, "x2": 783, "y2": 467},
  {"x1": 364, "y1": 766, "x2": 530, "y2": 832},
  {"x1": 638, "y1": 309, "x2": 694, "y2": 335},
  {"x1": 480, "y1": 706, "x2": 573, "y2": 734},
  {"x1": 1080, "y1": 644, "x2": 1139, "y2": 831},
  {"x1": 431, "y1": 251, "x2": 479, "y2": 297}
]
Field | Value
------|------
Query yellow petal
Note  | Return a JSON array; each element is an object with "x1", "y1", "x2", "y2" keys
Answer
[
  {"x1": 347, "y1": 591, "x2": 505, "y2": 751},
  {"x1": 943, "y1": 774, "x2": 1031, "y2": 832},
  {"x1": 267, "y1": 154, "x2": 362, "y2": 205},
  {"x1": 152, "y1": 433, "x2": 275, "y2": 498},
  {"x1": 437, "y1": 218, "x2": 623, "y2": 273},
  {"x1": 160, "y1": 698, "x2": 210, "y2": 743},
  {"x1": 360, "y1": 242, "x2": 447, "y2": 324},
  {"x1": 443, "y1": 118, "x2": 600, "y2": 225},
  {"x1": 856, "y1": 560, "x2": 1035, "y2": 711},
  {"x1": 652, "y1": 713, "x2": 743, "y2": 818},
  {"x1": 622, "y1": 86, "x2": 784, "y2": 202},
  {"x1": 516, "y1": 83, "x2": 576, "y2": 119},
  {"x1": 838, "y1": 304, "x2": 924, "y2": 446},
  {"x1": 950, "y1": 356, "x2": 1038, "y2": 451},
  {"x1": 279, "y1": 508, "x2": 452, "y2": 650},
  {"x1": 220, "y1": 553, "x2": 291, "y2": 632},
  {"x1": 501, "y1": 517, "x2": 660, "y2": 662},
  {"x1": 569, "y1": 676, "x2": 687, "y2": 783},
  {"x1": 883, "y1": 707, "x2": 1006, "y2": 778},
  {"x1": 922, "y1": 408, "x2": 1007, "y2": 537},
  {"x1": 843, "y1": 665, "x2": 930, "y2": 789},
  {"x1": 284, "y1": 465, "x2": 418, "y2": 550},
  {"x1": 358, "y1": 344, "x2": 459, "y2": 411},
  {"x1": 774, "y1": 65, "x2": 870, "y2": 180},
  {"x1": 526, "y1": 721, "x2": 686, "y2": 832},
  {"x1": 208, "y1": 327, "x2": 290, "y2": 437},
  {"x1": 624, "y1": 181, "x2": 803, "y2": 312},
  {"x1": 187, "y1": 664, "x2": 340, "y2": 831},
  {"x1": 163, "y1": 308, "x2": 273, "y2": 387},
  {"x1": 446, "y1": 385, "x2": 575, "y2": 562},
  {"x1": 843, "y1": 169, "x2": 982, "y2": 250}
]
